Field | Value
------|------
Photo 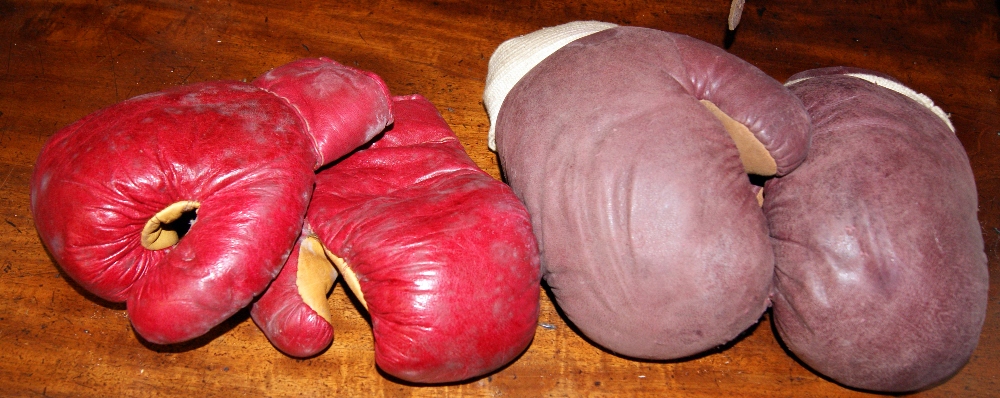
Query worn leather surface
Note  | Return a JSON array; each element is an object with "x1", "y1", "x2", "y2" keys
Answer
[
  {"x1": 494, "y1": 26, "x2": 810, "y2": 359},
  {"x1": 30, "y1": 58, "x2": 392, "y2": 344},
  {"x1": 253, "y1": 94, "x2": 541, "y2": 383},
  {"x1": 765, "y1": 68, "x2": 989, "y2": 392}
]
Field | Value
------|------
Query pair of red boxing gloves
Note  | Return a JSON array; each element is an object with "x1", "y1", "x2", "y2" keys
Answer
[
  {"x1": 483, "y1": 22, "x2": 987, "y2": 393},
  {"x1": 31, "y1": 58, "x2": 540, "y2": 383}
]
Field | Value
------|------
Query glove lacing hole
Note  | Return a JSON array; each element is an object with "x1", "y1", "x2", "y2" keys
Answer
[{"x1": 141, "y1": 201, "x2": 200, "y2": 250}]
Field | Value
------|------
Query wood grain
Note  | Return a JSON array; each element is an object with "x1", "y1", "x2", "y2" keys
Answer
[{"x1": 1, "y1": 1, "x2": 998, "y2": 396}]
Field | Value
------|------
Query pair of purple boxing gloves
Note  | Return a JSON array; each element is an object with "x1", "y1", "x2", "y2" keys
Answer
[{"x1": 484, "y1": 21, "x2": 986, "y2": 393}]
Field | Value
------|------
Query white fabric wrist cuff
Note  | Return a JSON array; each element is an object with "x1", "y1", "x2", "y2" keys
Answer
[{"x1": 483, "y1": 21, "x2": 618, "y2": 151}]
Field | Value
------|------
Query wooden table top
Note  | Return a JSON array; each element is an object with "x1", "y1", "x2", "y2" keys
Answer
[{"x1": 2, "y1": 1, "x2": 997, "y2": 396}]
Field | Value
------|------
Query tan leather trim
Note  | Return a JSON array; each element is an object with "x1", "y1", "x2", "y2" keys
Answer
[
  {"x1": 140, "y1": 201, "x2": 200, "y2": 250},
  {"x1": 326, "y1": 248, "x2": 368, "y2": 311},
  {"x1": 700, "y1": 100, "x2": 778, "y2": 177},
  {"x1": 296, "y1": 236, "x2": 338, "y2": 324}
]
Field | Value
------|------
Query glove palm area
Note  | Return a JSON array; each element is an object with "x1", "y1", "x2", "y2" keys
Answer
[
  {"x1": 252, "y1": 94, "x2": 540, "y2": 383},
  {"x1": 31, "y1": 58, "x2": 392, "y2": 344}
]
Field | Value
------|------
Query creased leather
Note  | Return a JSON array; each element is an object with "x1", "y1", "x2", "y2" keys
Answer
[
  {"x1": 492, "y1": 25, "x2": 810, "y2": 360},
  {"x1": 766, "y1": 68, "x2": 987, "y2": 392},
  {"x1": 252, "y1": 94, "x2": 540, "y2": 383},
  {"x1": 31, "y1": 58, "x2": 392, "y2": 344}
]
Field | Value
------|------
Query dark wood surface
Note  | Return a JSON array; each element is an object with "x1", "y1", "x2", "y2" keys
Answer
[{"x1": 1, "y1": 1, "x2": 998, "y2": 396}]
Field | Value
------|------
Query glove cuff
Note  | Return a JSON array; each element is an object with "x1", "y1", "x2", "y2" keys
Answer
[{"x1": 483, "y1": 21, "x2": 617, "y2": 151}]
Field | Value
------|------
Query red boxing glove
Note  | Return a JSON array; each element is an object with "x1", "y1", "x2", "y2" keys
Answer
[
  {"x1": 251, "y1": 94, "x2": 540, "y2": 383},
  {"x1": 483, "y1": 22, "x2": 811, "y2": 360},
  {"x1": 30, "y1": 58, "x2": 392, "y2": 344},
  {"x1": 765, "y1": 67, "x2": 988, "y2": 392}
]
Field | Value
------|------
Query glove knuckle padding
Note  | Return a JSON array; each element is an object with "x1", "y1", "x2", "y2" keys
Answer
[
  {"x1": 765, "y1": 68, "x2": 988, "y2": 392},
  {"x1": 252, "y1": 57, "x2": 394, "y2": 166},
  {"x1": 253, "y1": 95, "x2": 540, "y2": 383},
  {"x1": 491, "y1": 25, "x2": 810, "y2": 359},
  {"x1": 30, "y1": 58, "x2": 392, "y2": 344}
]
